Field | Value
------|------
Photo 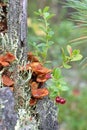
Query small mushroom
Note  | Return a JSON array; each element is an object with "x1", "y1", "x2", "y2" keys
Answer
[
  {"x1": 2, "y1": 75, "x2": 14, "y2": 87},
  {"x1": 31, "y1": 88, "x2": 49, "y2": 99}
]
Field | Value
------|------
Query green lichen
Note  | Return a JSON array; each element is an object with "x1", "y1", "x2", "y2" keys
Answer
[{"x1": 0, "y1": 33, "x2": 40, "y2": 130}]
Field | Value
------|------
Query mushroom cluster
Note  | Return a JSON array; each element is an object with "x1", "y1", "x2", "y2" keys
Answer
[
  {"x1": 0, "y1": 52, "x2": 52, "y2": 106},
  {"x1": 21, "y1": 52, "x2": 52, "y2": 106},
  {"x1": 0, "y1": 52, "x2": 15, "y2": 91}
]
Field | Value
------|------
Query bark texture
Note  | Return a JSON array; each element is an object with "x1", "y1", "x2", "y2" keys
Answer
[
  {"x1": 8, "y1": 0, "x2": 27, "y2": 59},
  {"x1": 0, "y1": 87, "x2": 17, "y2": 130},
  {"x1": 7, "y1": 0, "x2": 59, "y2": 130},
  {"x1": 36, "y1": 97, "x2": 59, "y2": 130}
]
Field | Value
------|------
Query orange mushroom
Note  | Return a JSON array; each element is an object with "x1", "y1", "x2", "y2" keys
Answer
[
  {"x1": 36, "y1": 74, "x2": 48, "y2": 82},
  {"x1": 30, "y1": 81, "x2": 39, "y2": 90},
  {"x1": 31, "y1": 88, "x2": 49, "y2": 99},
  {"x1": 0, "y1": 60, "x2": 9, "y2": 67},
  {"x1": 3, "y1": 52, "x2": 15, "y2": 63},
  {"x1": 28, "y1": 52, "x2": 39, "y2": 62},
  {"x1": 0, "y1": 52, "x2": 15, "y2": 68},
  {"x1": 29, "y1": 98, "x2": 37, "y2": 106},
  {"x1": 2, "y1": 75, "x2": 14, "y2": 87},
  {"x1": 29, "y1": 62, "x2": 52, "y2": 75},
  {"x1": 36, "y1": 73, "x2": 51, "y2": 83},
  {"x1": 0, "y1": 56, "x2": 9, "y2": 67}
]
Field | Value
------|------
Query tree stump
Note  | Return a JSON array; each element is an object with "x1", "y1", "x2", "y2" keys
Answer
[{"x1": 5, "y1": 0, "x2": 59, "y2": 129}]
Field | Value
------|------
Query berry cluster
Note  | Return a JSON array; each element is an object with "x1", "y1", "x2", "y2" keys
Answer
[{"x1": 55, "y1": 96, "x2": 66, "y2": 104}]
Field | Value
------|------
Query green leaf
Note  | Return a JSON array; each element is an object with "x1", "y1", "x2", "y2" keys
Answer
[
  {"x1": 48, "y1": 31, "x2": 54, "y2": 37},
  {"x1": 61, "y1": 48, "x2": 66, "y2": 60},
  {"x1": 72, "y1": 49, "x2": 80, "y2": 55},
  {"x1": 46, "y1": 14, "x2": 55, "y2": 20},
  {"x1": 60, "y1": 85, "x2": 69, "y2": 91},
  {"x1": 38, "y1": 9, "x2": 42, "y2": 14},
  {"x1": 71, "y1": 54, "x2": 83, "y2": 61},
  {"x1": 67, "y1": 45, "x2": 72, "y2": 56},
  {"x1": 52, "y1": 68, "x2": 61, "y2": 79},
  {"x1": 58, "y1": 78, "x2": 66, "y2": 84},
  {"x1": 43, "y1": 6, "x2": 49, "y2": 13},
  {"x1": 37, "y1": 43, "x2": 46, "y2": 48},
  {"x1": 50, "y1": 93, "x2": 57, "y2": 98},
  {"x1": 49, "y1": 91, "x2": 58, "y2": 98},
  {"x1": 43, "y1": 12, "x2": 50, "y2": 18},
  {"x1": 63, "y1": 62, "x2": 72, "y2": 69},
  {"x1": 48, "y1": 41, "x2": 54, "y2": 46}
]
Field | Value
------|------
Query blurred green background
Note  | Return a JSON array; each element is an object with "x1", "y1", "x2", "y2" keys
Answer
[{"x1": 28, "y1": 1, "x2": 87, "y2": 130}]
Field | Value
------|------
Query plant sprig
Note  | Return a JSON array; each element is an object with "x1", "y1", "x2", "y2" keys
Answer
[
  {"x1": 32, "y1": 7, "x2": 55, "y2": 63},
  {"x1": 47, "y1": 68, "x2": 69, "y2": 99},
  {"x1": 61, "y1": 45, "x2": 83, "y2": 69}
]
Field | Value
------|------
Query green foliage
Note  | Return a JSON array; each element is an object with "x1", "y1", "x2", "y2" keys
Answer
[
  {"x1": 29, "y1": 7, "x2": 55, "y2": 63},
  {"x1": 47, "y1": 68, "x2": 68, "y2": 99},
  {"x1": 47, "y1": 20, "x2": 75, "y2": 66},
  {"x1": 62, "y1": 45, "x2": 83, "y2": 69}
]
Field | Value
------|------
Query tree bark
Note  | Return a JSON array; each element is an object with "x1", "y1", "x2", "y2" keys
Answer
[
  {"x1": 8, "y1": 0, "x2": 27, "y2": 59},
  {"x1": 7, "y1": 0, "x2": 59, "y2": 130},
  {"x1": 7, "y1": 0, "x2": 28, "y2": 117},
  {"x1": 36, "y1": 97, "x2": 59, "y2": 130}
]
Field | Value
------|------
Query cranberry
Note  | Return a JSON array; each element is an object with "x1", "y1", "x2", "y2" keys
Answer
[
  {"x1": 55, "y1": 96, "x2": 66, "y2": 104},
  {"x1": 55, "y1": 96, "x2": 61, "y2": 103},
  {"x1": 60, "y1": 98, "x2": 66, "y2": 104}
]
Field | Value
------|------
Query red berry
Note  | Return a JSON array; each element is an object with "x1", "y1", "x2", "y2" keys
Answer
[
  {"x1": 60, "y1": 98, "x2": 66, "y2": 104},
  {"x1": 45, "y1": 73, "x2": 51, "y2": 79},
  {"x1": 55, "y1": 96, "x2": 61, "y2": 103}
]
